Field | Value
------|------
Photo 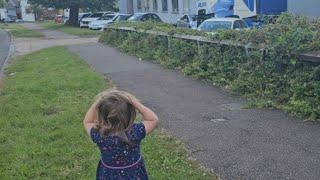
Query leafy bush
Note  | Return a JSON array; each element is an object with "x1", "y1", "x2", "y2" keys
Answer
[{"x1": 100, "y1": 13, "x2": 320, "y2": 121}]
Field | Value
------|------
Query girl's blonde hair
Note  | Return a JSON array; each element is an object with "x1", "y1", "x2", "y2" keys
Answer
[{"x1": 94, "y1": 90, "x2": 136, "y2": 140}]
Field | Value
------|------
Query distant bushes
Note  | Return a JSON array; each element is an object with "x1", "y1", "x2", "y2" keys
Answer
[{"x1": 100, "y1": 13, "x2": 320, "y2": 121}]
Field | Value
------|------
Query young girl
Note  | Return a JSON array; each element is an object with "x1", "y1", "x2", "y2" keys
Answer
[{"x1": 83, "y1": 90, "x2": 159, "y2": 180}]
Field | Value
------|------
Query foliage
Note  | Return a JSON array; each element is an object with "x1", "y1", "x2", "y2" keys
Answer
[
  {"x1": 28, "y1": 0, "x2": 117, "y2": 11},
  {"x1": 0, "y1": 23, "x2": 44, "y2": 38},
  {"x1": 0, "y1": 0, "x2": 6, "y2": 8},
  {"x1": 0, "y1": 47, "x2": 215, "y2": 179},
  {"x1": 101, "y1": 13, "x2": 320, "y2": 121},
  {"x1": 113, "y1": 21, "x2": 208, "y2": 36},
  {"x1": 28, "y1": 0, "x2": 117, "y2": 25}
]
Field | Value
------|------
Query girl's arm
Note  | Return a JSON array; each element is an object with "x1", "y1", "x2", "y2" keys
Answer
[
  {"x1": 83, "y1": 103, "x2": 98, "y2": 135},
  {"x1": 132, "y1": 99, "x2": 159, "y2": 134}
]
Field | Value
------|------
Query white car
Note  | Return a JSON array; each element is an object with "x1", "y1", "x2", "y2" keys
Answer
[
  {"x1": 198, "y1": 18, "x2": 247, "y2": 33},
  {"x1": 89, "y1": 14, "x2": 132, "y2": 30},
  {"x1": 80, "y1": 11, "x2": 113, "y2": 28}
]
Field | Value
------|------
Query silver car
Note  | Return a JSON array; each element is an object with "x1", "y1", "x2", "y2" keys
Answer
[
  {"x1": 198, "y1": 18, "x2": 247, "y2": 33},
  {"x1": 176, "y1": 15, "x2": 197, "y2": 29}
]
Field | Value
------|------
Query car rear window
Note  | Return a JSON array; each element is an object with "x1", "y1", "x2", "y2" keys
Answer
[
  {"x1": 99, "y1": 15, "x2": 115, "y2": 20},
  {"x1": 90, "y1": 13, "x2": 104, "y2": 18},
  {"x1": 128, "y1": 14, "x2": 143, "y2": 21}
]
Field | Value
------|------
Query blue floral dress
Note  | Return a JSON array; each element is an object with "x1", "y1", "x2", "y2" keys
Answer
[{"x1": 90, "y1": 123, "x2": 148, "y2": 180}]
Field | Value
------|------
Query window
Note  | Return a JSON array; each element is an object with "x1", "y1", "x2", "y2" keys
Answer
[
  {"x1": 181, "y1": 15, "x2": 188, "y2": 22},
  {"x1": 137, "y1": 0, "x2": 142, "y2": 10},
  {"x1": 183, "y1": 0, "x2": 189, "y2": 13},
  {"x1": 172, "y1": 0, "x2": 179, "y2": 13},
  {"x1": 161, "y1": 0, "x2": 168, "y2": 12},
  {"x1": 145, "y1": 0, "x2": 150, "y2": 11},
  {"x1": 151, "y1": 14, "x2": 161, "y2": 21},
  {"x1": 153, "y1": 0, "x2": 158, "y2": 11}
]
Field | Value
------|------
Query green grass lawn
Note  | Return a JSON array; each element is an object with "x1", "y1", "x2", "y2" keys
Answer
[
  {"x1": 39, "y1": 21, "x2": 102, "y2": 37},
  {"x1": 0, "y1": 47, "x2": 215, "y2": 179},
  {"x1": 0, "y1": 23, "x2": 43, "y2": 38}
]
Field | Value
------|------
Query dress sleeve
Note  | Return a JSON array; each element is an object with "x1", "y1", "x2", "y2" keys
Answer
[
  {"x1": 128, "y1": 123, "x2": 146, "y2": 142},
  {"x1": 90, "y1": 128, "x2": 103, "y2": 145}
]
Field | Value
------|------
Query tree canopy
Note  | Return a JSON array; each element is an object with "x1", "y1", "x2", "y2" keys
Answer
[
  {"x1": 28, "y1": 0, "x2": 118, "y2": 25},
  {"x1": 0, "y1": 0, "x2": 7, "y2": 8},
  {"x1": 28, "y1": 0, "x2": 117, "y2": 11}
]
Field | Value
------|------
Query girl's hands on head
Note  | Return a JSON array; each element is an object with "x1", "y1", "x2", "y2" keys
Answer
[{"x1": 121, "y1": 92, "x2": 159, "y2": 135}]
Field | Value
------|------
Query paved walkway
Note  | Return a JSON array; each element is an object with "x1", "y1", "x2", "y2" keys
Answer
[
  {"x1": 0, "y1": 29, "x2": 11, "y2": 76},
  {"x1": 26, "y1": 24, "x2": 320, "y2": 180},
  {"x1": 13, "y1": 23, "x2": 98, "y2": 56}
]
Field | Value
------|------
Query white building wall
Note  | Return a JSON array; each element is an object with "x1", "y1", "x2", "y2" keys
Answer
[
  {"x1": 0, "y1": 8, "x2": 7, "y2": 20},
  {"x1": 288, "y1": 0, "x2": 320, "y2": 18},
  {"x1": 20, "y1": 0, "x2": 35, "y2": 21},
  {"x1": 120, "y1": 0, "x2": 133, "y2": 14},
  {"x1": 130, "y1": 0, "x2": 197, "y2": 24}
]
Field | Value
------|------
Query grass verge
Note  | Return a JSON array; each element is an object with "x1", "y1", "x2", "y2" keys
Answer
[
  {"x1": 39, "y1": 21, "x2": 102, "y2": 37},
  {"x1": 0, "y1": 23, "x2": 43, "y2": 38},
  {"x1": 0, "y1": 46, "x2": 215, "y2": 179}
]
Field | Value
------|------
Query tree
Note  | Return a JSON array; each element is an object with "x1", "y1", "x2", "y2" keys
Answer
[
  {"x1": 28, "y1": 0, "x2": 118, "y2": 26},
  {"x1": 0, "y1": 0, "x2": 7, "y2": 8}
]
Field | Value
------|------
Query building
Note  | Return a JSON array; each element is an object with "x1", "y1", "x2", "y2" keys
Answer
[
  {"x1": 120, "y1": 0, "x2": 198, "y2": 23},
  {"x1": 119, "y1": 0, "x2": 320, "y2": 24},
  {"x1": 20, "y1": 0, "x2": 35, "y2": 21},
  {"x1": 287, "y1": 0, "x2": 320, "y2": 18},
  {"x1": 2, "y1": 0, "x2": 35, "y2": 21}
]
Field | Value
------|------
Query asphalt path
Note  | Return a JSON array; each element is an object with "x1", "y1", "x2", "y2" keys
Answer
[
  {"x1": 0, "y1": 29, "x2": 10, "y2": 73},
  {"x1": 68, "y1": 43, "x2": 320, "y2": 180}
]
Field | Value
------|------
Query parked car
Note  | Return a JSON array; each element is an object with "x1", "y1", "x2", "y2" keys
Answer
[
  {"x1": 54, "y1": 15, "x2": 64, "y2": 24},
  {"x1": 80, "y1": 11, "x2": 114, "y2": 28},
  {"x1": 89, "y1": 13, "x2": 132, "y2": 30},
  {"x1": 197, "y1": 12, "x2": 215, "y2": 27},
  {"x1": 104, "y1": 14, "x2": 131, "y2": 28},
  {"x1": 176, "y1": 14, "x2": 197, "y2": 29},
  {"x1": 89, "y1": 14, "x2": 116, "y2": 30},
  {"x1": 198, "y1": 18, "x2": 247, "y2": 33},
  {"x1": 127, "y1": 13, "x2": 162, "y2": 22},
  {"x1": 78, "y1": 13, "x2": 91, "y2": 25},
  {"x1": 2, "y1": 17, "x2": 14, "y2": 23}
]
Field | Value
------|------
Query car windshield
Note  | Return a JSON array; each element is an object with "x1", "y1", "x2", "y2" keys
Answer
[
  {"x1": 128, "y1": 14, "x2": 143, "y2": 21},
  {"x1": 82, "y1": 14, "x2": 91, "y2": 18},
  {"x1": 115, "y1": 15, "x2": 131, "y2": 21},
  {"x1": 90, "y1": 13, "x2": 104, "y2": 18},
  {"x1": 98, "y1": 15, "x2": 115, "y2": 20},
  {"x1": 198, "y1": 21, "x2": 232, "y2": 32}
]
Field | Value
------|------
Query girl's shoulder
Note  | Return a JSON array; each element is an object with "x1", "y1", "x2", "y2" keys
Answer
[
  {"x1": 90, "y1": 123, "x2": 146, "y2": 145},
  {"x1": 126, "y1": 122, "x2": 146, "y2": 142}
]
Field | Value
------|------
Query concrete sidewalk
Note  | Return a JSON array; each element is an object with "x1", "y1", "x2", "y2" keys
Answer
[
  {"x1": 13, "y1": 23, "x2": 98, "y2": 56},
  {"x1": 68, "y1": 43, "x2": 320, "y2": 180},
  {"x1": 0, "y1": 29, "x2": 11, "y2": 75}
]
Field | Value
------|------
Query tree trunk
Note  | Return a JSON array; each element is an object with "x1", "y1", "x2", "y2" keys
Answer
[{"x1": 67, "y1": 3, "x2": 79, "y2": 26}]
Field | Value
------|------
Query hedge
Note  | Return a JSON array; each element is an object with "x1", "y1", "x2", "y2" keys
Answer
[{"x1": 100, "y1": 13, "x2": 320, "y2": 121}]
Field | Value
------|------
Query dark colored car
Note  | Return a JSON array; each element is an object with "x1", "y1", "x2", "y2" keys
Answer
[{"x1": 128, "y1": 13, "x2": 162, "y2": 22}]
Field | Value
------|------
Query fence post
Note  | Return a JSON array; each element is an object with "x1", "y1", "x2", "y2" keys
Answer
[{"x1": 197, "y1": 38, "x2": 201, "y2": 55}]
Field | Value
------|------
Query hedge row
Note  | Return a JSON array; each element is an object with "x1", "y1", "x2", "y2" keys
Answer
[{"x1": 100, "y1": 13, "x2": 320, "y2": 121}]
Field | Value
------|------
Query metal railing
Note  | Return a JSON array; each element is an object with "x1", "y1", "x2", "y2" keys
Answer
[{"x1": 107, "y1": 27, "x2": 320, "y2": 64}]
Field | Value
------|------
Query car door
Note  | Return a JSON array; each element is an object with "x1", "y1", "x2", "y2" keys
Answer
[
  {"x1": 141, "y1": 14, "x2": 148, "y2": 21},
  {"x1": 177, "y1": 15, "x2": 189, "y2": 28}
]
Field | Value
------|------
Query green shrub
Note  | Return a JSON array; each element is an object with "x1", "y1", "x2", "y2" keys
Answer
[{"x1": 100, "y1": 13, "x2": 320, "y2": 121}]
